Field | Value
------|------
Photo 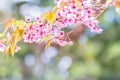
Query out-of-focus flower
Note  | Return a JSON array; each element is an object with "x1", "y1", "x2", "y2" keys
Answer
[{"x1": 0, "y1": 42, "x2": 5, "y2": 52}]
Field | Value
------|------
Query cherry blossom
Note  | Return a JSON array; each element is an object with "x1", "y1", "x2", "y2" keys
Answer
[{"x1": 0, "y1": 0, "x2": 117, "y2": 56}]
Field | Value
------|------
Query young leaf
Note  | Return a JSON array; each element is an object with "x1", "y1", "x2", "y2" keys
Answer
[
  {"x1": 14, "y1": 20, "x2": 25, "y2": 28},
  {"x1": 46, "y1": 40, "x2": 51, "y2": 48},
  {"x1": 74, "y1": 0, "x2": 81, "y2": 8},
  {"x1": 4, "y1": 28, "x2": 24, "y2": 56},
  {"x1": 3, "y1": 19, "x2": 16, "y2": 33},
  {"x1": 115, "y1": 0, "x2": 120, "y2": 14},
  {"x1": 42, "y1": 11, "x2": 56, "y2": 27},
  {"x1": 115, "y1": 0, "x2": 120, "y2": 8},
  {"x1": 39, "y1": 34, "x2": 53, "y2": 44}
]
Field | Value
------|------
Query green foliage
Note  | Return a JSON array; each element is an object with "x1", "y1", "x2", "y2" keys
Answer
[{"x1": 0, "y1": 54, "x2": 21, "y2": 79}]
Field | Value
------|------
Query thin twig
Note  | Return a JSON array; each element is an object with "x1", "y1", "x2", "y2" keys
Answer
[{"x1": 96, "y1": 0, "x2": 115, "y2": 19}]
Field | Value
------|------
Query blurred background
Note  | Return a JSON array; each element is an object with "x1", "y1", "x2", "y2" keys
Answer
[{"x1": 0, "y1": 0, "x2": 120, "y2": 80}]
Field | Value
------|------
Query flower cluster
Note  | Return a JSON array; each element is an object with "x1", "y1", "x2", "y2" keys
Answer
[
  {"x1": 23, "y1": 0, "x2": 105, "y2": 47},
  {"x1": 54, "y1": 0, "x2": 104, "y2": 33},
  {"x1": 23, "y1": 17, "x2": 73, "y2": 46},
  {"x1": 0, "y1": 0, "x2": 117, "y2": 56}
]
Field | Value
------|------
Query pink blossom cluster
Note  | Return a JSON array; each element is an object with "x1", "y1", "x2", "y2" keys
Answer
[
  {"x1": 23, "y1": 0, "x2": 105, "y2": 46},
  {"x1": 55, "y1": 0, "x2": 103, "y2": 33},
  {"x1": 23, "y1": 17, "x2": 73, "y2": 46},
  {"x1": 0, "y1": 0, "x2": 109, "y2": 53},
  {"x1": 24, "y1": 17, "x2": 53, "y2": 43}
]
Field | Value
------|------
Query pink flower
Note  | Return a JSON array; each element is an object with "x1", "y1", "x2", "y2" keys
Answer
[
  {"x1": 25, "y1": 17, "x2": 31, "y2": 22},
  {"x1": 0, "y1": 42, "x2": 5, "y2": 52}
]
